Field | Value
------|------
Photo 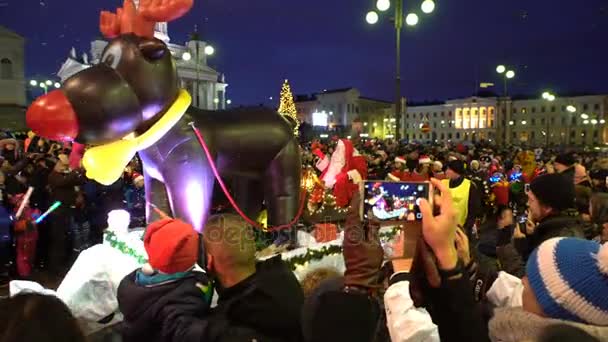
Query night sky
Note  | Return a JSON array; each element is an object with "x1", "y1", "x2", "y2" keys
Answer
[{"x1": 1, "y1": 0, "x2": 607, "y2": 106}]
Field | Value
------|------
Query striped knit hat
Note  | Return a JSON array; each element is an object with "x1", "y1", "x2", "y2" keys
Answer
[{"x1": 526, "y1": 237, "x2": 608, "y2": 326}]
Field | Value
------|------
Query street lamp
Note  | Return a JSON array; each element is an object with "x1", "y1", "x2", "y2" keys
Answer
[
  {"x1": 581, "y1": 113, "x2": 589, "y2": 119},
  {"x1": 541, "y1": 92, "x2": 558, "y2": 146},
  {"x1": 226, "y1": 99, "x2": 232, "y2": 105},
  {"x1": 376, "y1": 0, "x2": 391, "y2": 11},
  {"x1": 182, "y1": 51, "x2": 192, "y2": 61},
  {"x1": 365, "y1": 0, "x2": 435, "y2": 140},
  {"x1": 204, "y1": 45, "x2": 215, "y2": 56},
  {"x1": 405, "y1": 13, "x2": 419, "y2": 26},
  {"x1": 567, "y1": 105, "x2": 577, "y2": 113},
  {"x1": 421, "y1": 0, "x2": 435, "y2": 14},
  {"x1": 496, "y1": 65, "x2": 515, "y2": 96},
  {"x1": 29, "y1": 79, "x2": 57, "y2": 94},
  {"x1": 366, "y1": 11, "x2": 379, "y2": 24}
]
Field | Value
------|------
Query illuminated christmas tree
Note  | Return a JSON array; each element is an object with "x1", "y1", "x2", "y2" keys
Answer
[{"x1": 277, "y1": 79, "x2": 299, "y2": 136}]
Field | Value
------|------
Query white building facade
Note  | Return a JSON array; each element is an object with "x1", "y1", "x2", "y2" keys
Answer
[
  {"x1": 295, "y1": 87, "x2": 393, "y2": 136},
  {"x1": 0, "y1": 26, "x2": 27, "y2": 130},
  {"x1": 403, "y1": 95, "x2": 608, "y2": 146}
]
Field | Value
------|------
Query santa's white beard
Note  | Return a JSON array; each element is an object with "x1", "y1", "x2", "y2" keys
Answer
[{"x1": 323, "y1": 142, "x2": 345, "y2": 188}]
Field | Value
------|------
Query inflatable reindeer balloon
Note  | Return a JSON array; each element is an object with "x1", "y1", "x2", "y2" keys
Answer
[{"x1": 26, "y1": 0, "x2": 302, "y2": 233}]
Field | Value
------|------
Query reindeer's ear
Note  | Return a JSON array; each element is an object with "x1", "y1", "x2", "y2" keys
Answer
[{"x1": 139, "y1": 39, "x2": 166, "y2": 61}]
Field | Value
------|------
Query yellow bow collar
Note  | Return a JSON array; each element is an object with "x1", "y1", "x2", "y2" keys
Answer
[{"x1": 82, "y1": 90, "x2": 192, "y2": 185}]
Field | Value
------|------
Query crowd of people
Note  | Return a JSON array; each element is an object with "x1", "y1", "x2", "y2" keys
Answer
[
  {"x1": 2, "y1": 132, "x2": 608, "y2": 342},
  {"x1": 0, "y1": 132, "x2": 146, "y2": 283}
]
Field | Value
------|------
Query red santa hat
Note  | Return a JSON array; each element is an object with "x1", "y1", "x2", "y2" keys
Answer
[
  {"x1": 132, "y1": 172, "x2": 144, "y2": 183},
  {"x1": 395, "y1": 156, "x2": 406, "y2": 164},
  {"x1": 419, "y1": 155, "x2": 432, "y2": 164}
]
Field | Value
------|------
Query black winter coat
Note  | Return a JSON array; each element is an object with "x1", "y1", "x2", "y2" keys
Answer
[
  {"x1": 159, "y1": 256, "x2": 304, "y2": 342},
  {"x1": 117, "y1": 270, "x2": 211, "y2": 342},
  {"x1": 513, "y1": 211, "x2": 584, "y2": 262}
]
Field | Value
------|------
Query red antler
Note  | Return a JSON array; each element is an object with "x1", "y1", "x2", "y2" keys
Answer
[
  {"x1": 139, "y1": 0, "x2": 194, "y2": 22},
  {"x1": 99, "y1": 0, "x2": 192, "y2": 39}
]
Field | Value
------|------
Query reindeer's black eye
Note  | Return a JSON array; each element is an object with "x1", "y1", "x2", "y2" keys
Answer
[
  {"x1": 139, "y1": 40, "x2": 166, "y2": 61},
  {"x1": 101, "y1": 45, "x2": 122, "y2": 69}
]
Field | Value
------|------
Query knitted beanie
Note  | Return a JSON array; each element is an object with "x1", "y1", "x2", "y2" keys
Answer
[
  {"x1": 447, "y1": 159, "x2": 466, "y2": 175},
  {"x1": 555, "y1": 153, "x2": 576, "y2": 167},
  {"x1": 529, "y1": 173, "x2": 575, "y2": 212},
  {"x1": 144, "y1": 218, "x2": 199, "y2": 274},
  {"x1": 526, "y1": 237, "x2": 608, "y2": 326}
]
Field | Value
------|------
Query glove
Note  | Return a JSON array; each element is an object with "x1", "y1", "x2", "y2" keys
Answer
[{"x1": 343, "y1": 192, "x2": 383, "y2": 289}]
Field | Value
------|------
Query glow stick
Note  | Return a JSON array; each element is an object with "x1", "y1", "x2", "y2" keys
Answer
[
  {"x1": 15, "y1": 186, "x2": 34, "y2": 219},
  {"x1": 34, "y1": 201, "x2": 62, "y2": 224},
  {"x1": 150, "y1": 203, "x2": 171, "y2": 219}
]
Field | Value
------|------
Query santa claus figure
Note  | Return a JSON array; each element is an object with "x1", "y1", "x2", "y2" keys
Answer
[{"x1": 314, "y1": 139, "x2": 367, "y2": 207}]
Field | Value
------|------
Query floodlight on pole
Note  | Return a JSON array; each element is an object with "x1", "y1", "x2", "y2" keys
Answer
[
  {"x1": 366, "y1": 11, "x2": 379, "y2": 24},
  {"x1": 405, "y1": 13, "x2": 419, "y2": 26},
  {"x1": 506, "y1": 70, "x2": 515, "y2": 79},
  {"x1": 204, "y1": 45, "x2": 215, "y2": 56},
  {"x1": 496, "y1": 65, "x2": 506, "y2": 74},
  {"x1": 376, "y1": 0, "x2": 390, "y2": 12},
  {"x1": 421, "y1": 0, "x2": 435, "y2": 14}
]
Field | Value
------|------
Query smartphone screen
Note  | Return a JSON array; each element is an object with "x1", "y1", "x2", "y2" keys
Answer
[
  {"x1": 361, "y1": 181, "x2": 431, "y2": 222},
  {"x1": 361, "y1": 181, "x2": 431, "y2": 261},
  {"x1": 524, "y1": 183, "x2": 530, "y2": 193},
  {"x1": 518, "y1": 214, "x2": 527, "y2": 224}
]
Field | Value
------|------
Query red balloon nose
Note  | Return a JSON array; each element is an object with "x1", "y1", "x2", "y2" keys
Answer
[{"x1": 26, "y1": 90, "x2": 79, "y2": 142}]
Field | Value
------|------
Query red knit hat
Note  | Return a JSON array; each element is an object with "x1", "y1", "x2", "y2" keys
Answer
[{"x1": 144, "y1": 219, "x2": 199, "y2": 274}]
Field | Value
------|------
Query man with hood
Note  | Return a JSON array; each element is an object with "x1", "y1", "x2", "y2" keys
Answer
[{"x1": 155, "y1": 214, "x2": 304, "y2": 341}]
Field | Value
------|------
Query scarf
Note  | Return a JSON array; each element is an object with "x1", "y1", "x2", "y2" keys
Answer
[
  {"x1": 81, "y1": 90, "x2": 191, "y2": 185},
  {"x1": 489, "y1": 307, "x2": 608, "y2": 342}
]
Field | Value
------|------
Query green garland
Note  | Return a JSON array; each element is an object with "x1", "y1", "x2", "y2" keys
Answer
[
  {"x1": 285, "y1": 245, "x2": 343, "y2": 271},
  {"x1": 103, "y1": 227, "x2": 401, "y2": 272},
  {"x1": 284, "y1": 227, "x2": 401, "y2": 271},
  {"x1": 104, "y1": 230, "x2": 147, "y2": 265}
]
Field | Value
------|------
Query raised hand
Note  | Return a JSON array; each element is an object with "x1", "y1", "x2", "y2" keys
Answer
[
  {"x1": 454, "y1": 227, "x2": 471, "y2": 266},
  {"x1": 139, "y1": 0, "x2": 194, "y2": 22},
  {"x1": 419, "y1": 178, "x2": 458, "y2": 270}
]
